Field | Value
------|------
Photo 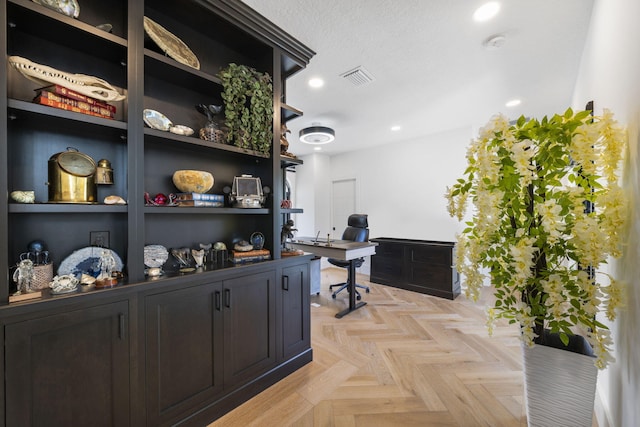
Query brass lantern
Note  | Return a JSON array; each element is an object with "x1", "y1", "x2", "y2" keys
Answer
[{"x1": 96, "y1": 159, "x2": 114, "y2": 185}]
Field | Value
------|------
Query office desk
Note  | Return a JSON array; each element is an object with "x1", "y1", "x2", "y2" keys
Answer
[{"x1": 288, "y1": 239, "x2": 378, "y2": 318}]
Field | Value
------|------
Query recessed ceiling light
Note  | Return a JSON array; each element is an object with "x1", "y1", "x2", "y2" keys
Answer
[
  {"x1": 506, "y1": 99, "x2": 521, "y2": 107},
  {"x1": 391, "y1": 125, "x2": 402, "y2": 131},
  {"x1": 473, "y1": 2, "x2": 500, "y2": 22},
  {"x1": 308, "y1": 78, "x2": 324, "y2": 88},
  {"x1": 314, "y1": 146, "x2": 322, "y2": 151}
]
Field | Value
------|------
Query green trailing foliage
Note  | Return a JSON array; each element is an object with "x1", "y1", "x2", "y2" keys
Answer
[{"x1": 219, "y1": 63, "x2": 273, "y2": 155}]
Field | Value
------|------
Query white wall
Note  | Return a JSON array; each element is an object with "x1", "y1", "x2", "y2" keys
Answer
[
  {"x1": 298, "y1": 127, "x2": 471, "y2": 273},
  {"x1": 328, "y1": 127, "x2": 472, "y2": 242},
  {"x1": 572, "y1": 0, "x2": 640, "y2": 425},
  {"x1": 294, "y1": 153, "x2": 331, "y2": 238}
]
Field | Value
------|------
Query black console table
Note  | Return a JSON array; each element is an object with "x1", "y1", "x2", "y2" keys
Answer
[{"x1": 370, "y1": 238, "x2": 459, "y2": 300}]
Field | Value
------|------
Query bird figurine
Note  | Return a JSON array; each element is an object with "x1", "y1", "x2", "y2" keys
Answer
[
  {"x1": 195, "y1": 104, "x2": 222, "y2": 121},
  {"x1": 280, "y1": 124, "x2": 296, "y2": 158}
]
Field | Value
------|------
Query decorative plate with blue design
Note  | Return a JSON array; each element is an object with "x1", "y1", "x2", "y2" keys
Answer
[{"x1": 58, "y1": 247, "x2": 123, "y2": 278}]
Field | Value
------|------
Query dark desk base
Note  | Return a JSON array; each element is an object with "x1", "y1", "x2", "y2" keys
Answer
[
  {"x1": 334, "y1": 258, "x2": 367, "y2": 318},
  {"x1": 335, "y1": 301, "x2": 367, "y2": 318}
]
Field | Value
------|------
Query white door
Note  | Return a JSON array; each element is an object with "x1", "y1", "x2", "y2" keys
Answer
[{"x1": 331, "y1": 179, "x2": 356, "y2": 240}]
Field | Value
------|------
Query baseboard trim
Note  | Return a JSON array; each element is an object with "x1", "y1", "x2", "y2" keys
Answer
[
  {"x1": 178, "y1": 348, "x2": 314, "y2": 426},
  {"x1": 594, "y1": 386, "x2": 613, "y2": 427}
]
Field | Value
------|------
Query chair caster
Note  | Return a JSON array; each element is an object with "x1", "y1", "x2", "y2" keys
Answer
[
  {"x1": 356, "y1": 294, "x2": 361, "y2": 301},
  {"x1": 366, "y1": 288, "x2": 370, "y2": 293},
  {"x1": 331, "y1": 293, "x2": 337, "y2": 299}
]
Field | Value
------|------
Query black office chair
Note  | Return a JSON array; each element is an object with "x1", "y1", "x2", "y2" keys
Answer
[{"x1": 329, "y1": 214, "x2": 371, "y2": 300}]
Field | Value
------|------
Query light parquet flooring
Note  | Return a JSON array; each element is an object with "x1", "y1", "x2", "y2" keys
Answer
[{"x1": 211, "y1": 268, "x2": 529, "y2": 427}]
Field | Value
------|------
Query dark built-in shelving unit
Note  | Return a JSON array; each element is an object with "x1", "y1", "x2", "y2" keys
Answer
[{"x1": 0, "y1": 0, "x2": 315, "y2": 425}]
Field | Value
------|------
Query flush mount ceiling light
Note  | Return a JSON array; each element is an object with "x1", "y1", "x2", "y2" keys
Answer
[{"x1": 299, "y1": 126, "x2": 335, "y2": 144}]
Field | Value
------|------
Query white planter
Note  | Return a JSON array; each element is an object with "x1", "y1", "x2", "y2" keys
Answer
[{"x1": 522, "y1": 337, "x2": 598, "y2": 427}]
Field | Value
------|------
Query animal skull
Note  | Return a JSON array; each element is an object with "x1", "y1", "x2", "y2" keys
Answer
[{"x1": 9, "y1": 56, "x2": 126, "y2": 102}]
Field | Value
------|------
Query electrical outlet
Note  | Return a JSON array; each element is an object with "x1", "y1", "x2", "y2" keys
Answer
[{"x1": 90, "y1": 231, "x2": 110, "y2": 248}]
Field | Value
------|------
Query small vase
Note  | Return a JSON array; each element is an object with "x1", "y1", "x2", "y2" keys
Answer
[{"x1": 199, "y1": 120, "x2": 224, "y2": 144}]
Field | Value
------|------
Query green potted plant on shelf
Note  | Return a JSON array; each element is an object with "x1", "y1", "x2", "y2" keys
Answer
[
  {"x1": 445, "y1": 107, "x2": 628, "y2": 426},
  {"x1": 219, "y1": 63, "x2": 273, "y2": 155}
]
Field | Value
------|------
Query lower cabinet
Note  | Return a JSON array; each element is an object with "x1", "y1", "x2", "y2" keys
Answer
[
  {"x1": 280, "y1": 262, "x2": 310, "y2": 361},
  {"x1": 370, "y1": 238, "x2": 460, "y2": 299},
  {"x1": 145, "y1": 282, "x2": 225, "y2": 426},
  {"x1": 222, "y1": 270, "x2": 277, "y2": 386},
  {"x1": 4, "y1": 301, "x2": 130, "y2": 427},
  {"x1": 144, "y1": 269, "x2": 279, "y2": 425},
  {"x1": 1, "y1": 258, "x2": 312, "y2": 427}
]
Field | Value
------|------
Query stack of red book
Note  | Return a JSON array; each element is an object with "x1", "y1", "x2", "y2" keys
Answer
[{"x1": 33, "y1": 84, "x2": 116, "y2": 119}]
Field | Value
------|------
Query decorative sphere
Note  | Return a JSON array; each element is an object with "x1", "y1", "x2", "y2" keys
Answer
[
  {"x1": 28, "y1": 240, "x2": 46, "y2": 253},
  {"x1": 154, "y1": 193, "x2": 168, "y2": 205},
  {"x1": 172, "y1": 170, "x2": 214, "y2": 193},
  {"x1": 250, "y1": 232, "x2": 265, "y2": 250}
]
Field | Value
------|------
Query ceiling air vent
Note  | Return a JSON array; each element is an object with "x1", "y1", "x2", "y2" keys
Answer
[{"x1": 340, "y1": 66, "x2": 375, "y2": 86}]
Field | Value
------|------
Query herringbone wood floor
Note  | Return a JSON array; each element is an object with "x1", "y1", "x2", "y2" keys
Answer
[{"x1": 211, "y1": 268, "x2": 530, "y2": 426}]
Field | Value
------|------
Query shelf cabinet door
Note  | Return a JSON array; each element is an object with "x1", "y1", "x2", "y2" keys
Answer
[
  {"x1": 223, "y1": 270, "x2": 277, "y2": 387},
  {"x1": 4, "y1": 301, "x2": 130, "y2": 427},
  {"x1": 280, "y1": 263, "x2": 310, "y2": 360},
  {"x1": 144, "y1": 282, "x2": 224, "y2": 425}
]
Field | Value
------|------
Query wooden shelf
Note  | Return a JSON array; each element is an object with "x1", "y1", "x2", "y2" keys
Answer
[
  {"x1": 144, "y1": 50, "x2": 222, "y2": 94},
  {"x1": 144, "y1": 206, "x2": 269, "y2": 214},
  {"x1": 8, "y1": 0, "x2": 128, "y2": 62},
  {"x1": 8, "y1": 99, "x2": 127, "y2": 130},
  {"x1": 282, "y1": 103, "x2": 303, "y2": 122},
  {"x1": 145, "y1": 128, "x2": 270, "y2": 159},
  {"x1": 9, "y1": 203, "x2": 128, "y2": 214},
  {"x1": 280, "y1": 155, "x2": 303, "y2": 168}
]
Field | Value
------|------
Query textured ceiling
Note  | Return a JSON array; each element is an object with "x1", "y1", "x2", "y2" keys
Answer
[{"x1": 241, "y1": 0, "x2": 595, "y2": 156}]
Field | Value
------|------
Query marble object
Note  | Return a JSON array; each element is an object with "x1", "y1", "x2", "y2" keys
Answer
[
  {"x1": 144, "y1": 245, "x2": 168, "y2": 268},
  {"x1": 104, "y1": 195, "x2": 126, "y2": 204},
  {"x1": 172, "y1": 170, "x2": 214, "y2": 193},
  {"x1": 10, "y1": 190, "x2": 35, "y2": 203}
]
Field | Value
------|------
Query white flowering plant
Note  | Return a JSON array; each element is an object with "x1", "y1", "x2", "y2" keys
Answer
[{"x1": 446, "y1": 108, "x2": 627, "y2": 369}]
